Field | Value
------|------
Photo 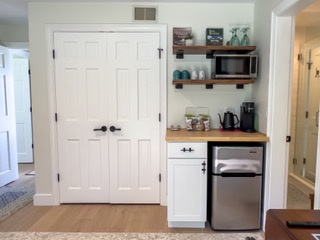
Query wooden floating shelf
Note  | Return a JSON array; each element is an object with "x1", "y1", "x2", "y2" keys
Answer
[
  {"x1": 172, "y1": 79, "x2": 255, "y2": 89},
  {"x1": 173, "y1": 45, "x2": 256, "y2": 58}
]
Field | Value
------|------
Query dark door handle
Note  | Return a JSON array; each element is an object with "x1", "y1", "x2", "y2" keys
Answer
[
  {"x1": 110, "y1": 126, "x2": 121, "y2": 132},
  {"x1": 93, "y1": 126, "x2": 107, "y2": 132}
]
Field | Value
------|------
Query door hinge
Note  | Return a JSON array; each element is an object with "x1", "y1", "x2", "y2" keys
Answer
[
  {"x1": 306, "y1": 111, "x2": 309, "y2": 118},
  {"x1": 159, "y1": 113, "x2": 161, "y2": 122},
  {"x1": 157, "y1": 48, "x2": 163, "y2": 59},
  {"x1": 293, "y1": 158, "x2": 297, "y2": 165},
  {"x1": 303, "y1": 158, "x2": 306, "y2": 164},
  {"x1": 32, "y1": 144, "x2": 34, "y2": 149},
  {"x1": 28, "y1": 69, "x2": 31, "y2": 75},
  {"x1": 30, "y1": 107, "x2": 32, "y2": 113},
  {"x1": 159, "y1": 173, "x2": 161, "y2": 182},
  {"x1": 55, "y1": 113, "x2": 58, "y2": 122},
  {"x1": 298, "y1": 53, "x2": 302, "y2": 61},
  {"x1": 307, "y1": 62, "x2": 313, "y2": 70},
  {"x1": 53, "y1": 49, "x2": 56, "y2": 59},
  {"x1": 57, "y1": 174, "x2": 60, "y2": 182},
  {"x1": 286, "y1": 136, "x2": 291, "y2": 142}
]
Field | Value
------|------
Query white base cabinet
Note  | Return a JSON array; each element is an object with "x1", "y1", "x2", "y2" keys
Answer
[{"x1": 167, "y1": 142, "x2": 207, "y2": 228}]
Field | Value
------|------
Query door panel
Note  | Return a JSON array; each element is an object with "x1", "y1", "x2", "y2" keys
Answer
[
  {"x1": 108, "y1": 33, "x2": 160, "y2": 203},
  {"x1": 14, "y1": 57, "x2": 33, "y2": 163},
  {"x1": 0, "y1": 46, "x2": 19, "y2": 187},
  {"x1": 54, "y1": 33, "x2": 109, "y2": 203}
]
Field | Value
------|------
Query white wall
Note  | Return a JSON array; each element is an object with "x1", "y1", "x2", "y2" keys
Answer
[
  {"x1": 165, "y1": 3, "x2": 254, "y2": 129},
  {"x1": 252, "y1": 1, "x2": 273, "y2": 133},
  {"x1": 28, "y1": 2, "x2": 254, "y2": 199}
]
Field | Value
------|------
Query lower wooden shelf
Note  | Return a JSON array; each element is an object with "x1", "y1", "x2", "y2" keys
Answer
[{"x1": 172, "y1": 79, "x2": 255, "y2": 89}]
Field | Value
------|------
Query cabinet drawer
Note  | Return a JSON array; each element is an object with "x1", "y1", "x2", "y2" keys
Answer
[{"x1": 168, "y1": 142, "x2": 207, "y2": 158}]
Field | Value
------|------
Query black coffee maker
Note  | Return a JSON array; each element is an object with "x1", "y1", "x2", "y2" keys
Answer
[{"x1": 240, "y1": 102, "x2": 256, "y2": 132}]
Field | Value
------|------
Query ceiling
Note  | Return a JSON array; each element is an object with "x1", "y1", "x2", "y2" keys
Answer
[{"x1": 0, "y1": 0, "x2": 319, "y2": 26}]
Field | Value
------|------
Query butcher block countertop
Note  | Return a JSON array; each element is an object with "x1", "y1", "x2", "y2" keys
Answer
[{"x1": 166, "y1": 128, "x2": 269, "y2": 142}]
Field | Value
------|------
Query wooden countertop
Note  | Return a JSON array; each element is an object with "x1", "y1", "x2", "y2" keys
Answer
[{"x1": 166, "y1": 128, "x2": 269, "y2": 142}]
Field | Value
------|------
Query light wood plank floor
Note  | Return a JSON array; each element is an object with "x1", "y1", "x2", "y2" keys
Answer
[{"x1": 0, "y1": 164, "x2": 214, "y2": 233}]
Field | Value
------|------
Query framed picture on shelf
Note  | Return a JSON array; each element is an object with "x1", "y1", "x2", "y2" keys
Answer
[
  {"x1": 173, "y1": 27, "x2": 192, "y2": 46},
  {"x1": 206, "y1": 28, "x2": 223, "y2": 46}
]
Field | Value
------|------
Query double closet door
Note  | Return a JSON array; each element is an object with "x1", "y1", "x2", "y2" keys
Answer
[{"x1": 54, "y1": 32, "x2": 160, "y2": 204}]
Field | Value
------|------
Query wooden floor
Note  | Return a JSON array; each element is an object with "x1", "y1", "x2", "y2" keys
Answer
[{"x1": 0, "y1": 164, "x2": 213, "y2": 233}]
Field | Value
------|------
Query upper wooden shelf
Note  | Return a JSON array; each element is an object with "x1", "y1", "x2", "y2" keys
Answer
[
  {"x1": 173, "y1": 79, "x2": 255, "y2": 85},
  {"x1": 173, "y1": 45, "x2": 256, "y2": 58}
]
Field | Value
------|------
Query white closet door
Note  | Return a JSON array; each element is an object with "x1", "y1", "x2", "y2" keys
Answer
[
  {"x1": 108, "y1": 32, "x2": 161, "y2": 203},
  {"x1": 54, "y1": 32, "x2": 109, "y2": 203},
  {"x1": 54, "y1": 31, "x2": 161, "y2": 204}
]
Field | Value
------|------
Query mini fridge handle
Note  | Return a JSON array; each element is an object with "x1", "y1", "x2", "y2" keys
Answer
[{"x1": 220, "y1": 172, "x2": 257, "y2": 177}]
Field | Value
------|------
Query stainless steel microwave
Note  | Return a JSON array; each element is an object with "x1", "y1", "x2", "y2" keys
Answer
[{"x1": 211, "y1": 54, "x2": 258, "y2": 79}]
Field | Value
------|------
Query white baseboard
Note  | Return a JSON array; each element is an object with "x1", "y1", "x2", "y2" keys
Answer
[
  {"x1": 168, "y1": 221, "x2": 206, "y2": 228},
  {"x1": 33, "y1": 193, "x2": 59, "y2": 206}
]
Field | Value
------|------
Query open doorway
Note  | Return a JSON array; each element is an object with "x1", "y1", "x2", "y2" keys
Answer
[
  {"x1": 287, "y1": 1, "x2": 320, "y2": 209},
  {"x1": 12, "y1": 50, "x2": 33, "y2": 164}
]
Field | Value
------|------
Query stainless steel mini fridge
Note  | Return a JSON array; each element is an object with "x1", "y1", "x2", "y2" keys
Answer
[{"x1": 210, "y1": 145, "x2": 263, "y2": 230}]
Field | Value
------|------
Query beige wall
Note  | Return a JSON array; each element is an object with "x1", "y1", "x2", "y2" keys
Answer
[
  {"x1": 305, "y1": 27, "x2": 320, "y2": 42},
  {"x1": 0, "y1": 24, "x2": 28, "y2": 42},
  {"x1": 0, "y1": 24, "x2": 28, "y2": 48}
]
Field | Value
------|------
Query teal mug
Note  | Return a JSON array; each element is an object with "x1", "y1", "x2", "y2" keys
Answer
[
  {"x1": 181, "y1": 70, "x2": 190, "y2": 79},
  {"x1": 173, "y1": 70, "x2": 181, "y2": 80}
]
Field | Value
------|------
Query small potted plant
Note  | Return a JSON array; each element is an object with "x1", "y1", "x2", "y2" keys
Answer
[{"x1": 184, "y1": 33, "x2": 195, "y2": 46}]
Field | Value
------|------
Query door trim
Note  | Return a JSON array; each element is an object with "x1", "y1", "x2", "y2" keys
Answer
[
  {"x1": 34, "y1": 24, "x2": 167, "y2": 206},
  {"x1": 263, "y1": 0, "x2": 316, "y2": 229}
]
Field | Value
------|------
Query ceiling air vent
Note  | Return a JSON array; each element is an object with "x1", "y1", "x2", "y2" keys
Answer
[{"x1": 133, "y1": 6, "x2": 157, "y2": 22}]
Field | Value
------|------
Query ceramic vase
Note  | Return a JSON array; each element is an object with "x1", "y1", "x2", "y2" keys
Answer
[{"x1": 185, "y1": 39, "x2": 193, "y2": 46}]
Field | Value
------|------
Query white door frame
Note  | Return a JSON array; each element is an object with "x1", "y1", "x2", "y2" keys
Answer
[
  {"x1": 264, "y1": 0, "x2": 317, "y2": 224},
  {"x1": 35, "y1": 24, "x2": 167, "y2": 206}
]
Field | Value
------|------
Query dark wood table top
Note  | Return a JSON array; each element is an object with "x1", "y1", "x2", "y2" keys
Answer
[{"x1": 267, "y1": 209, "x2": 320, "y2": 240}]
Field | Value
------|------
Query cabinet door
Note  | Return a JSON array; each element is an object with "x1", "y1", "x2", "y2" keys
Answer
[{"x1": 168, "y1": 158, "x2": 207, "y2": 222}]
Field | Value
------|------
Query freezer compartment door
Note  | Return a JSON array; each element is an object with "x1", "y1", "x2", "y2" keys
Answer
[
  {"x1": 211, "y1": 175, "x2": 262, "y2": 230},
  {"x1": 212, "y1": 146, "x2": 263, "y2": 174}
]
